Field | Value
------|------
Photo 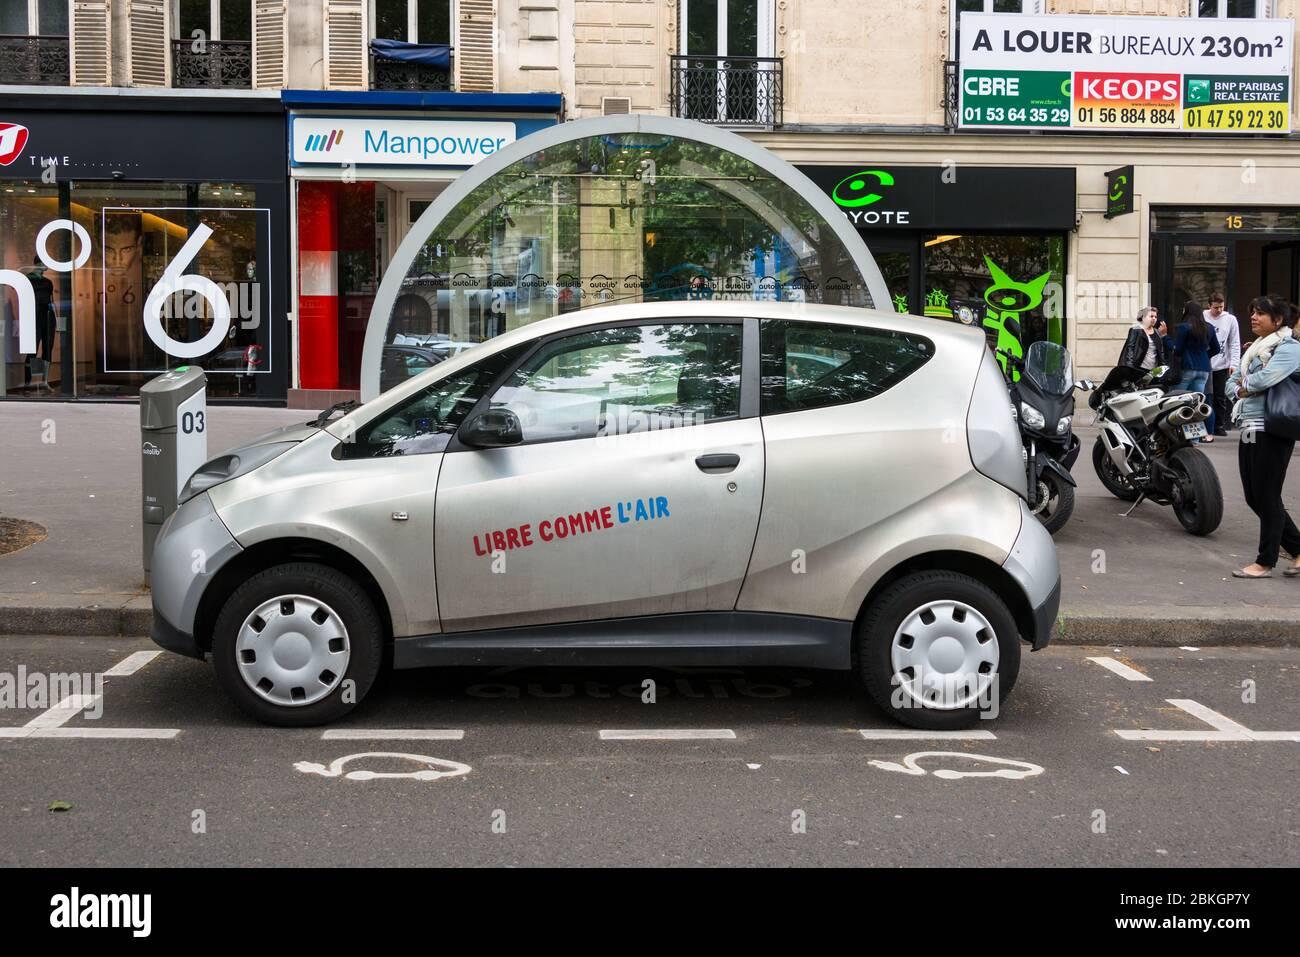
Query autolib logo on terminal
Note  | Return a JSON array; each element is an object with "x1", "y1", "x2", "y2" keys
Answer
[
  {"x1": 303, "y1": 129, "x2": 344, "y2": 152},
  {"x1": 0, "y1": 123, "x2": 30, "y2": 166}
]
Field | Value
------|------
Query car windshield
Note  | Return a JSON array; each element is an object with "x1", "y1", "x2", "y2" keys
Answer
[{"x1": 1023, "y1": 341, "x2": 1072, "y2": 396}]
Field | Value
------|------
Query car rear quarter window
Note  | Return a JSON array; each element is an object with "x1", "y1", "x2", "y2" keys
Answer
[{"x1": 759, "y1": 319, "x2": 934, "y2": 415}]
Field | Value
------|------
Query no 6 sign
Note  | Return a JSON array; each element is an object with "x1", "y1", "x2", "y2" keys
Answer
[{"x1": 0, "y1": 217, "x2": 230, "y2": 358}]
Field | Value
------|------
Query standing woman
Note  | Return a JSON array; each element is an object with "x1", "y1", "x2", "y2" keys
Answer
[
  {"x1": 1119, "y1": 306, "x2": 1164, "y2": 370},
  {"x1": 1173, "y1": 300, "x2": 1221, "y2": 440},
  {"x1": 1227, "y1": 296, "x2": 1300, "y2": 578}
]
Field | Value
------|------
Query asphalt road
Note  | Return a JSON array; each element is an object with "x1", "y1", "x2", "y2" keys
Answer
[{"x1": 1, "y1": 635, "x2": 1297, "y2": 867}]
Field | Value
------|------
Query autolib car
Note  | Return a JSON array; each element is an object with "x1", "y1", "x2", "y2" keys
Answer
[{"x1": 149, "y1": 301, "x2": 1060, "y2": 729}]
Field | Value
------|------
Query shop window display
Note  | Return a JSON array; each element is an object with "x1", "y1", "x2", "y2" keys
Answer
[
  {"x1": 1, "y1": 181, "x2": 270, "y2": 398},
  {"x1": 922, "y1": 234, "x2": 1066, "y2": 358}
]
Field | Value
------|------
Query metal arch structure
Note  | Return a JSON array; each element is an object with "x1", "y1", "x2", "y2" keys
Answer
[{"x1": 359, "y1": 113, "x2": 892, "y2": 401}]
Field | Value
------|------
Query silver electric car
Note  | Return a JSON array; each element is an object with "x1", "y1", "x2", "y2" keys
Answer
[{"x1": 150, "y1": 301, "x2": 1059, "y2": 729}]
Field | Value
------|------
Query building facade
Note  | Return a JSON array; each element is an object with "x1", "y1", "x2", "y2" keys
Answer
[{"x1": 1, "y1": 0, "x2": 1297, "y2": 402}]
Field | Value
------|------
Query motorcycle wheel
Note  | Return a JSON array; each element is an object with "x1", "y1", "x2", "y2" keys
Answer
[
  {"x1": 1091, "y1": 437, "x2": 1141, "y2": 502},
  {"x1": 1034, "y1": 469, "x2": 1075, "y2": 535},
  {"x1": 1169, "y1": 446, "x2": 1223, "y2": 536}
]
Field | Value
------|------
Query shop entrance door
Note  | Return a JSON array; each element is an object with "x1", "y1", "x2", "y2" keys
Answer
[
  {"x1": 1262, "y1": 242, "x2": 1300, "y2": 304},
  {"x1": 862, "y1": 236, "x2": 920, "y2": 316}
]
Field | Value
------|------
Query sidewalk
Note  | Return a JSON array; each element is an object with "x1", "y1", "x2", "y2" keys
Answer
[{"x1": 2, "y1": 401, "x2": 1298, "y2": 645}]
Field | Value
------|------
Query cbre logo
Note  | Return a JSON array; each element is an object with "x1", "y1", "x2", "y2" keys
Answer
[
  {"x1": 303, "y1": 129, "x2": 344, "y2": 152},
  {"x1": 0, "y1": 123, "x2": 30, "y2": 166}
]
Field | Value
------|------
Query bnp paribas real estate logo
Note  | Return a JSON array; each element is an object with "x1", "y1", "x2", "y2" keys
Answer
[{"x1": 1186, "y1": 79, "x2": 1212, "y2": 104}]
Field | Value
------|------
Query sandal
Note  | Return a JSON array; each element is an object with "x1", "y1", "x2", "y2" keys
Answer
[
  {"x1": 1201, "y1": 435, "x2": 1215, "y2": 443},
  {"x1": 1233, "y1": 567, "x2": 1273, "y2": 578},
  {"x1": 1284, "y1": 563, "x2": 1300, "y2": 578}
]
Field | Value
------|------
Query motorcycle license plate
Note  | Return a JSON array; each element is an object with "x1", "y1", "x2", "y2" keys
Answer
[{"x1": 1182, "y1": 422, "x2": 1207, "y2": 440}]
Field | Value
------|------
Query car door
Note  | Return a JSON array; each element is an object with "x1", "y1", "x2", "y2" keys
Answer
[{"x1": 434, "y1": 319, "x2": 764, "y2": 633}]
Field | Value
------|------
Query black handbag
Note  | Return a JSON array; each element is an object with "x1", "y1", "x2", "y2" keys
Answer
[{"x1": 1264, "y1": 371, "x2": 1300, "y2": 441}]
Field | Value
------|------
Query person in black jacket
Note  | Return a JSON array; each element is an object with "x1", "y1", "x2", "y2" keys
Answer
[{"x1": 1119, "y1": 306, "x2": 1165, "y2": 370}]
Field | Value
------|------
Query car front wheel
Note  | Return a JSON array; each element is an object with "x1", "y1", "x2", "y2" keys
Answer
[
  {"x1": 858, "y1": 571, "x2": 1021, "y2": 730},
  {"x1": 211, "y1": 562, "x2": 384, "y2": 726}
]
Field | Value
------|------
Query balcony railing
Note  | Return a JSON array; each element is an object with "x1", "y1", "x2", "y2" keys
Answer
[
  {"x1": 0, "y1": 35, "x2": 69, "y2": 86},
  {"x1": 670, "y1": 55, "x2": 783, "y2": 127},
  {"x1": 172, "y1": 39, "x2": 251, "y2": 89},
  {"x1": 943, "y1": 59, "x2": 959, "y2": 130},
  {"x1": 371, "y1": 54, "x2": 453, "y2": 91}
]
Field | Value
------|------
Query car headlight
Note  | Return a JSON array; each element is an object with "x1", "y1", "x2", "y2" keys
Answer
[
  {"x1": 1019, "y1": 402, "x2": 1046, "y2": 430},
  {"x1": 1057, "y1": 415, "x2": 1071, "y2": 435},
  {"x1": 179, "y1": 442, "x2": 297, "y2": 504}
]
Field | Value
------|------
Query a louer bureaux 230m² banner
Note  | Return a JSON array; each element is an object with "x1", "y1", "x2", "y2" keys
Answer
[{"x1": 958, "y1": 12, "x2": 1293, "y2": 134}]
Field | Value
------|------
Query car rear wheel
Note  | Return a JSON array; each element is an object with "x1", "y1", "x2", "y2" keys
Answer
[
  {"x1": 857, "y1": 571, "x2": 1020, "y2": 730},
  {"x1": 212, "y1": 562, "x2": 384, "y2": 726}
]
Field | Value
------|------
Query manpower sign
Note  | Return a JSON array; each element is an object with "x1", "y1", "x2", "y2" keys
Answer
[
  {"x1": 291, "y1": 116, "x2": 516, "y2": 167},
  {"x1": 958, "y1": 12, "x2": 1293, "y2": 133}
]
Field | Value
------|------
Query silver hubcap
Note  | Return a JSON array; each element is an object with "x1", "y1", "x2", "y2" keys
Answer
[
  {"x1": 235, "y1": 594, "x2": 350, "y2": 707},
  {"x1": 890, "y1": 600, "x2": 999, "y2": 710}
]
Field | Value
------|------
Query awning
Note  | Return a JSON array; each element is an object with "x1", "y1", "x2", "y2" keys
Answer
[{"x1": 369, "y1": 39, "x2": 452, "y2": 70}]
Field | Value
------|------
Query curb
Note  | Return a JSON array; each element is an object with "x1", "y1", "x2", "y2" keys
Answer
[
  {"x1": 0, "y1": 605, "x2": 154, "y2": 639},
  {"x1": 1055, "y1": 614, "x2": 1298, "y2": 647},
  {"x1": 2, "y1": 606, "x2": 1298, "y2": 648}
]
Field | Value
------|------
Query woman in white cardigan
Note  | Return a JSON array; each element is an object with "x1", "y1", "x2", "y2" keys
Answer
[{"x1": 1226, "y1": 296, "x2": 1300, "y2": 578}]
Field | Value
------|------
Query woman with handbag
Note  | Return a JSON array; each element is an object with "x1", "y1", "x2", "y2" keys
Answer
[
  {"x1": 1119, "y1": 306, "x2": 1164, "y2": 370},
  {"x1": 1227, "y1": 296, "x2": 1300, "y2": 578}
]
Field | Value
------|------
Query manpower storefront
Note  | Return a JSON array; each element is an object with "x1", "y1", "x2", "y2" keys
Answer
[
  {"x1": 759, "y1": 10, "x2": 1300, "y2": 381},
  {"x1": 284, "y1": 91, "x2": 562, "y2": 408}
]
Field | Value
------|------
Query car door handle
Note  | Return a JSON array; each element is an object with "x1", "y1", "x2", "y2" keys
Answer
[{"x1": 695, "y1": 453, "x2": 740, "y2": 473}]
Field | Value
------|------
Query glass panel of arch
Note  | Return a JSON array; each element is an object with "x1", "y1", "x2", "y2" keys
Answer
[{"x1": 378, "y1": 131, "x2": 876, "y2": 358}]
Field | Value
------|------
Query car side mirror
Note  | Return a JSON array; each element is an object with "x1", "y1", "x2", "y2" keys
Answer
[{"x1": 460, "y1": 408, "x2": 523, "y2": 448}]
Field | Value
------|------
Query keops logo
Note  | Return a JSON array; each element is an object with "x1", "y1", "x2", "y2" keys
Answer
[
  {"x1": 303, "y1": 129, "x2": 344, "y2": 152},
  {"x1": 0, "y1": 123, "x2": 30, "y2": 166}
]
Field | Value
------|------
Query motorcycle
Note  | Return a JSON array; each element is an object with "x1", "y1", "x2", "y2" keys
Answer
[
  {"x1": 999, "y1": 340, "x2": 1084, "y2": 534},
  {"x1": 1084, "y1": 364, "x2": 1223, "y2": 536}
]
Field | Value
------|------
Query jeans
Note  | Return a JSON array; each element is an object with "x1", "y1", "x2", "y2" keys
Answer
[
  {"x1": 1211, "y1": 367, "x2": 1230, "y2": 433},
  {"x1": 1239, "y1": 429, "x2": 1300, "y2": 567},
  {"x1": 1176, "y1": 369, "x2": 1213, "y2": 434}
]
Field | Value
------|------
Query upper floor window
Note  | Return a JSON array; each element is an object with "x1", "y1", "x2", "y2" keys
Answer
[
  {"x1": 374, "y1": 0, "x2": 452, "y2": 45},
  {"x1": 1195, "y1": 0, "x2": 1272, "y2": 16},
  {"x1": 951, "y1": 1, "x2": 1030, "y2": 60},
  {"x1": 0, "y1": 0, "x2": 68, "y2": 36},
  {"x1": 177, "y1": 0, "x2": 251, "y2": 43}
]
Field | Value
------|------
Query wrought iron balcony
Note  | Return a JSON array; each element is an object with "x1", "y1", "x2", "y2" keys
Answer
[
  {"x1": 371, "y1": 54, "x2": 453, "y2": 92},
  {"x1": 943, "y1": 59, "x2": 959, "y2": 130},
  {"x1": 0, "y1": 35, "x2": 70, "y2": 86},
  {"x1": 670, "y1": 55, "x2": 783, "y2": 127},
  {"x1": 172, "y1": 39, "x2": 251, "y2": 89}
]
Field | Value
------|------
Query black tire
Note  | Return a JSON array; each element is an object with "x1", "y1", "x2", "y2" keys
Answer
[
  {"x1": 1169, "y1": 446, "x2": 1223, "y2": 536},
  {"x1": 1035, "y1": 469, "x2": 1075, "y2": 535},
  {"x1": 212, "y1": 562, "x2": 385, "y2": 726},
  {"x1": 1092, "y1": 436, "x2": 1141, "y2": 501},
  {"x1": 857, "y1": 571, "x2": 1021, "y2": 730}
]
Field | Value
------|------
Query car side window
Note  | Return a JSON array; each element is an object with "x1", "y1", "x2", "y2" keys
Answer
[
  {"x1": 487, "y1": 323, "x2": 742, "y2": 444},
  {"x1": 759, "y1": 319, "x2": 933, "y2": 415},
  {"x1": 342, "y1": 344, "x2": 528, "y2": 458}
]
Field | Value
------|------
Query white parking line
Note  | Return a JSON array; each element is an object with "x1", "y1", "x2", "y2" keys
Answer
[
  {"x1": 857, "y1": 729, "x2": 997, "y2": 740},
  {"x1": 103, "y1": 651, "x2": 162, "y2": 677},
  {"x1": 599, "y1": 729, "x2": 736, "y2": 740},
  {"x1": 1115, "y1": 698, "x2": 1300, "y2": 742},
  {"x1": 0, "y1": 727, "x2": 180, "y2": 739},
  {"x1": 1086, "y1": 656, "x2": 1153, "y2": 682},
  {"x1": 23, "y1": 695, "x2": 101, "y2": 729},
  {"x1": 321, "y1": 729, "x2": 465, "y2": 740}
]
